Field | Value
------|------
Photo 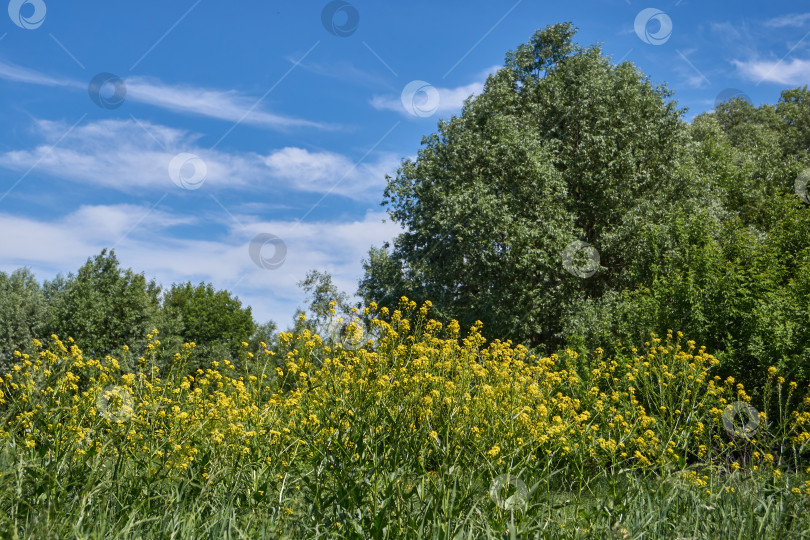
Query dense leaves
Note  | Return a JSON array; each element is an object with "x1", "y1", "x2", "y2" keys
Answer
[
  {"x1": 360, "y1": 23, "x2": 810, "y2": 401},
  {"x1": 0, "y1": 251, "x2": 268, "y2": 377},
  {"x1": 362, "y1": 24, "x2": 700, "y2": 348},
  {"x1": 43, "y1": 249, "x2": 161, "y2": 362},
  {"x1": 162, "y1": 281, "x2": 256, "y2": 371},
  {"x1": 0, "y1": 268, "x2": 48, "y2": 371}
]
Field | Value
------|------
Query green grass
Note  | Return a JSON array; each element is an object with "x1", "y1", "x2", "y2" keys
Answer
[{"x1": 2, "y1": 448, "x2": 808, "y2": 539}]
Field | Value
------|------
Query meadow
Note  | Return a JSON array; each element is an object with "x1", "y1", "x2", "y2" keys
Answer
[{"x1": 1, "y1": 297, "x2": 809, "y2": 538}]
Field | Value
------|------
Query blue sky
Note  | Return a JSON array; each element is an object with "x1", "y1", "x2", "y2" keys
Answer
[{"x1": 0, "y1": 0, "x2": 807, "y2": 329}]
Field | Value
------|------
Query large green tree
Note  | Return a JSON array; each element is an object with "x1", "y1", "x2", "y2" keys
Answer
[
  {"x1": 360, "y1": 23, "x2": 706, "y2": 352},
  {"x1": 44, "y1": 250, "x2": 161, "y2": 361}
]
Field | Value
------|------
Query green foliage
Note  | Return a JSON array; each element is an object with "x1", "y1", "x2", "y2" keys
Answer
[
  {"x1": 297, "y1": 269, "x2": 356, "y2": 333},
  {"x1": 358, "y1": 23, "x2": 810, "y2": 401},
  {"x1": 0, "y1": 250, "x2": 275, "y2": 378},
  {"x1": 776, "y1": 86, "x2": 810, "y2": 160},
  {"x1": 360, "y1": 22, "x2": 701, "y2": 355},
  {"x1": 0, "y1": 268, "x2": 48, "y2": 371},
  {"x1": 162, "y1": 281, "x2": 256, "y2": 373},
  {"x1": 43, "y1": 249, "x2": 160, "y2": 364},
  {"x1": 250, "y1": 320, "x2": 279, "y2": 352},
  {"x1": 601, "y1": 88, "x2": 810, "y2": 400}
]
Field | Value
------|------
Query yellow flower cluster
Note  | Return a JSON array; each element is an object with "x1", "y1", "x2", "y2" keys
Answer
[{"x1": 1, "y1": 296, "x2": 808, "y2": 503}]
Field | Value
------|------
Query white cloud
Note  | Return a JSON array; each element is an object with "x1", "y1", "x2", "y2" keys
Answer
[
  {"x1": 0, "y1": 118, "x2": 397, "y2": 201},
  {"x1": 371, "y1": 81, "x2": 484, "y2": 117},
  {"x1": 478, "y1": 65, "x2": 503, "y2": 79},
  {"x1": 369, "y1": 64, "x2": 501, "y2": 118},
  {"x1": 732, "y1": 57, "x2": 810, "y2": 85},
  {"x1": 0, "y1": 59, "x2": 329, "y2": 131},
  {"x1": 0, "y1": 59, "x2": 82, "y2": 89},
  {"x1": 0, "y1": 118, "x2": 259, "y2": 192},
  {"x1": 0, "y1": 206, "x2": 404, "y2": 328},
  {"x1": 264, "y1": 147, "x2": 400, "y2": 196},
  {"x1": 0, "y1": 204, "x2": 193, "y2": 276},
  {"x1": 764, "y1": 13, "x2": 810, "y2": 28},
  {"x1": 125, "y1": 77, "x2": 332, "y2": 130}
]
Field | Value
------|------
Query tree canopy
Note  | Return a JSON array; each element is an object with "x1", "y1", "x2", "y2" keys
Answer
[
  {"x1": 359, "y1": 23, "x2": 810, "y2": 398},
  {"x1": 43, "y1": 249, "x2": 161, "y2": 361},
  {"x1": 360, "y1": 23, "x2": 704, "y2": 352}
]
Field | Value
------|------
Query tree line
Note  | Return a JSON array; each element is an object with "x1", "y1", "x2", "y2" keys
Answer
[{"x1": 0, "y1": 249, "x2": 279, "y2": 375}]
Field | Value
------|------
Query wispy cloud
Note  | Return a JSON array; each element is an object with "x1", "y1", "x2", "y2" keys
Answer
[
  {"x1": 0, "y1": 118, "x2": 398, "y2": 201},
  {"x1": 125, "y1": 77, "x2": 331, "y2": 130},
  {"x1": 708, "y1": 21, "x2": 758, "y2": 57},
  {"x1": 369, "y1": 65, "x2": 501, "y2": 117},
  {"x1": 764, "y1": 13, "x2": 810, "y2": 28},
  {"x1": 0, "y1": 118, "x2": 251, "y2": 192},
  {"x1": 0, "y1": 206, "x2": 403, "y2": 327},
  {"x1": 0, "y1": 59, "x2": 82, "y2": 88},
  {"x1": 732, "y1": 57, "x2": 810, "y2": 85},
  {"x1": 293, "y1": 58, "x2": 398, "y2": 91},
  {"x1": 264, "y1": 147, "x2": 401, "y2": 196},
  {"x1": 0, "y1": 59, "x2": 330, "y2": 131},
  {"x1": 370, "y1": 81, "x2": 484, "y2": 116}
]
